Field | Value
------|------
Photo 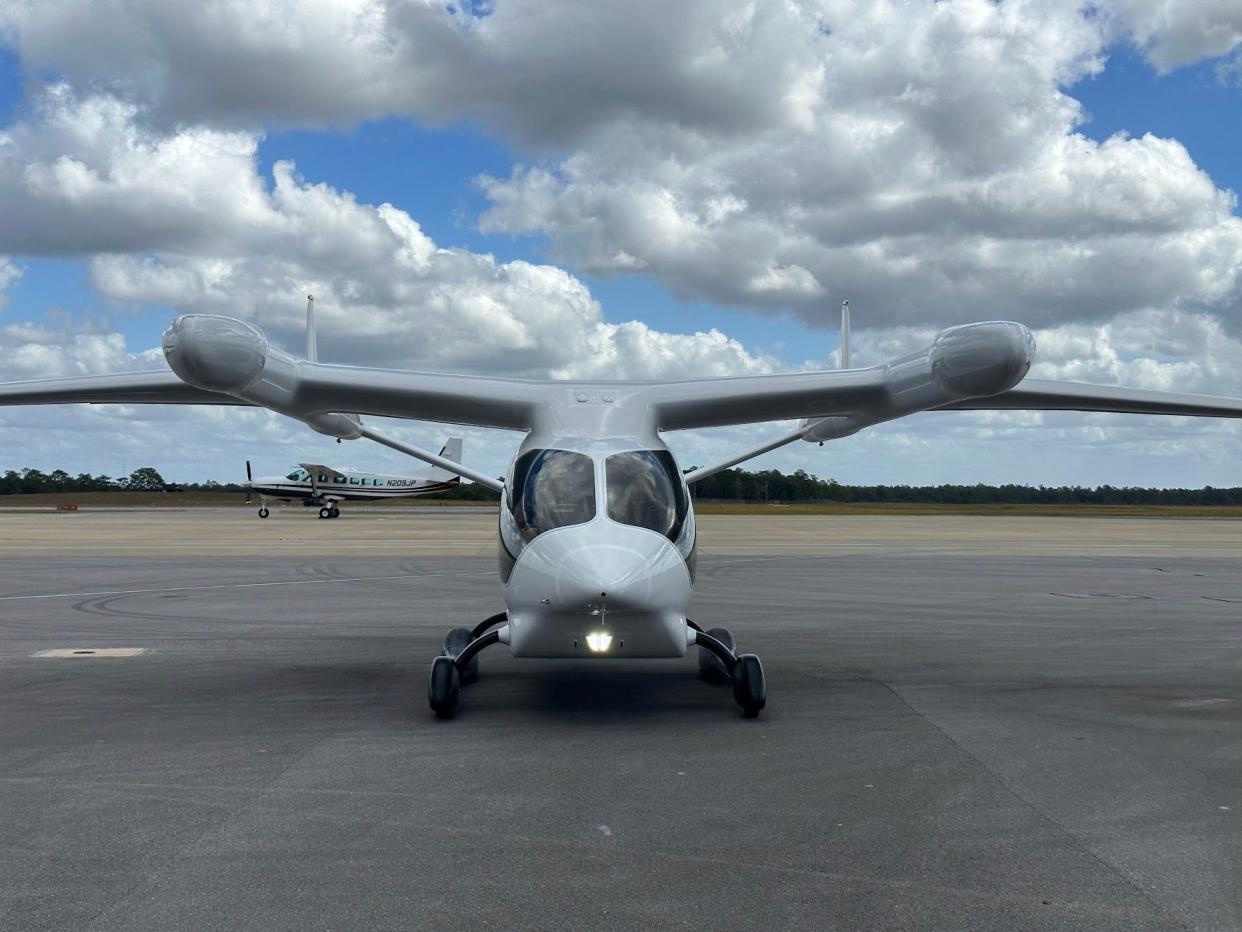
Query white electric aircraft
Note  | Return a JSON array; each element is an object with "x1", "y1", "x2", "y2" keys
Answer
[
  {"x1": 245, "y1": 438, "x2": 463, "y2": 519},
  {"x1": 3, "y1": 298, "x2": 1242, "y2": 718}
]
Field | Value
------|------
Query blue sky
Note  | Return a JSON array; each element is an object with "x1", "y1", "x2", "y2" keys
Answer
[{"x1": 2, "y1": 2, "x2": 1242, "y2": 486}]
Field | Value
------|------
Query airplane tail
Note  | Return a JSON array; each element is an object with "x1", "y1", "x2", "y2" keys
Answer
[{"x1": 420, "y1": 437, "x2": 464, "y2": 481}]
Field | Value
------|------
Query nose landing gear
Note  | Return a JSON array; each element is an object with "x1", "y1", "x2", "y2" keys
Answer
[{"x1": 692, "y1": 623, "x2": 766, "y2": 718}]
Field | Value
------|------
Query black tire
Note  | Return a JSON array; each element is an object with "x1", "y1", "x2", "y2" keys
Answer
[
  {"x1": 329, "y1": 506, "x2": 340, "y2": 519},
  {"x1": 257, "y1": 507, "x2": 269, "y2": 519},
  {"x1": 731, "y1": 653, "x2": 766, "y2": 718},
  {"x1": 428, "y1": 656, "x2": 460, "y2": 718},
  {"x1": 318, "y1": 507, "x2": 331, "y2": 519},
  {"x1": 698, "y1": 626, "x2": 735, "y2": 682},
  {"x1": 443, "y1": 626, "x2": 479, "y2": 683}
]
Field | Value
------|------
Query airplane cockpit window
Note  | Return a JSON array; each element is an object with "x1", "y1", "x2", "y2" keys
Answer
[
  {"x1": 507, "y1": 449, "x2": 596, "y2": 544},
  {"x1": 286, "y1": 469, "x2": 304, "y2": 481},
  {"x1": 606, "y1": 450, "x2": 693, "y2": 557}
]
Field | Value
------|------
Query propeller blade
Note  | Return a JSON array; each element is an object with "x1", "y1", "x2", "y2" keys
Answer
[{"x1": 245, "y1": 459, "x2": 253, "y2": 504}]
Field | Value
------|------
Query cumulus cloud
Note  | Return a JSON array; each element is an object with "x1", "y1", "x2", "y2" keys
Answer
[
  {"x1": 0, "y1": 84, "x2": 777, "y2": 379},
  {"x1": 0, "y1": 258, "x2": 19, "y2": 307},
  {"x1": 477, "y1": 1, "x2": 1242, "y2": 331},
  {"x1": 0, "y1": 0, "x2": 834, "y2": 145},
  {"x1": 1108, "y1": 0, "x2": 1242, "y2": 71},
  {"x1": 4, "y1": 3, "x2": 1242, "y2": 335}
]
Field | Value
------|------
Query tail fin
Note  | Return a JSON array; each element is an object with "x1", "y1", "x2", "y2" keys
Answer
[
  {"x1": 421, "y1": 437, "x2": 464, "y2": 480},
  {"x1": 306, "y1": 294, "x2": 317, "y2": 363},
  {"x1": 438, "y1": 437, "x2": 463, "y2": 464}
]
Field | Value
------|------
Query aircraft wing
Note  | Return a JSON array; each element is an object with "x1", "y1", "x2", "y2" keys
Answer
[
  {"x1": 0, "y1": 364, "x2": 541, "y2": 430},
  {"x1": 648, "y1": 369, "x2": 890, "y2": 430},
  {"x1": 0, "y1": 370, "x2": 245, "y2": 406},
  {"x1": 938, "y1": 378, "x2": 1242, "y2": 418}
]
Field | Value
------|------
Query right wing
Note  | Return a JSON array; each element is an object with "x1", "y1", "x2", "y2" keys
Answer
[{"x1": 938, "y1": 378, "x2": 1242, "y2": 418}]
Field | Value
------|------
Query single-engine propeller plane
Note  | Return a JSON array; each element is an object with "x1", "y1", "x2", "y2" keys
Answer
[
  {"x1": 3, "y1": 297, "x2": 1242, "y2": 718},
  {"x1": 245, "y1": 438, "x2": 463, "y2": 519}
]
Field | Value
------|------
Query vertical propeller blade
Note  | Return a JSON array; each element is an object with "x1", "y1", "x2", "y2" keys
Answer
[
  {"x1": 839, "y1": 300, "x2": 851, "y2": 369},
  {"x1": 306, "y1": 294, "x2": 317, "y2": 363},
  {"x1": 245, "y1": 459, "x2": 252, "y2": 504}
]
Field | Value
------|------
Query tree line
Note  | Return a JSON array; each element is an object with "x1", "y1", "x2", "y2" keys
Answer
[
  {"x1": 686, "y1": 467, "x2": 1242, "y2": 505},
  {"x1": 4, "y1": 464, "x2": 1241, "y2": 506}
]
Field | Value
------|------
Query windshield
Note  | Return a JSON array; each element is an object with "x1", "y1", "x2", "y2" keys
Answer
[
  {"x1": 508, "y1": 448, "x2": 597, "y2": 544},
  {"x1": 605, "y1": 450, "x2": 688, "y2": 543},
  {"x1": 286, "y1": 469, "x2": 305, "y2": 481}
]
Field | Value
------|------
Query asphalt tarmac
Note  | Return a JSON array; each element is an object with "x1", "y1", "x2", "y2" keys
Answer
[{"x1": 0, "y1": 511, "x2": 1238, "y2": 930}]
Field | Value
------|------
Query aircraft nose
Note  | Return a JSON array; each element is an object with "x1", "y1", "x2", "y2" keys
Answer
[
  {"x1": 554, "y1": 542, "x2": 654, "y2": 610},
  {"x1": 512, "y1": 523, "x2": 692, "y2": 614}
]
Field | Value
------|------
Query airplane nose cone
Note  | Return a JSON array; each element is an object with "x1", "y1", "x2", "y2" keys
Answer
[
  {"x1": 509, "y1": 523, "x2": 691, "y2": 614},
  {"x1": 554, "y1": 543, "x2": 654, "y2": 610}
]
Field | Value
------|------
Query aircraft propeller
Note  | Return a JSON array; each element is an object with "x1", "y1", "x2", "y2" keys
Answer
[{"x1": 244, "y1": 459, "x2": 252, "y2": 504}]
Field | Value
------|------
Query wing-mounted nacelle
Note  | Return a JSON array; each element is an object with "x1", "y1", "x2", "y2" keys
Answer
[
  {"x1": 799, "y1": 320, "x2": 1035, "y2": 443},
  {"x1": 161, "y1": 314, "x2": 363, "y2": 440},
  {"x1": 927, "y1": 321, "x2": 1036, "y2": 400}
]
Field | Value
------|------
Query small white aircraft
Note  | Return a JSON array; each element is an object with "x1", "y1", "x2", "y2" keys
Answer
[
  {"x1": 4, "y1": 296, "x2": 1242, "y2": 719},
  {"x1": 245, "y1": 438, "x2": 463, "y2": 519}
]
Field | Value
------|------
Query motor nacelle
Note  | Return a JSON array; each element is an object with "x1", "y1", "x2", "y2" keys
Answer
[
  {"x1": 162, "y1": 315, "x2": 269, "y2": 394},
  {"x1": 162, "y1": 314, "x2": 363, "y2": 440},
  {"x1": 930, "y1": 321, "x2": 1034, "y2": 400}
]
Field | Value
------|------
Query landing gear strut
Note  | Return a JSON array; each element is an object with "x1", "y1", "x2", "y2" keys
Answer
[
  {"x1": 692, "y1": 624, "x2": 766, "y2": 718},
  {"x1": 428, "y1": 613, "x2": 506, "y2": 718}
]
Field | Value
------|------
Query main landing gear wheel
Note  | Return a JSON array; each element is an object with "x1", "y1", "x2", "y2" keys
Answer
[
  {"x1": 318, "y1": 506, "x2": 331, "y2": 519},
  {"x1": 698, "y1": 626, "x2": 734, "y2": 682},
  {"x1": 443, "y1": 626, "x2": 478, "y2": 683},
  {"x1": 731, "y1": 654, "x2": 766, "y2": 719},
  {"x1": 693, "y1": 626, "x2": 766, "y2": 718},
  {"x1": 257, "y1": 507, "x2": 269, "y2": 518},
  {"x1": 425, "y1": 622, "x2": 503, "y2": 719},
  {"x1": 428, "y1": 656, "x2": 460, "y2": 718}
]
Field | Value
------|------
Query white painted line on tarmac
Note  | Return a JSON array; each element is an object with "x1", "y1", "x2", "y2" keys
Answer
[
  {"x1": 33, "y1": 648, "x2": 147, "y2": 658},
  {"x1": 0, "y1": 570, "x2": 495, "y2": 603}
]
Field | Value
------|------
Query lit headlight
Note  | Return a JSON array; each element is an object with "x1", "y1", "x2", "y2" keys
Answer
[{"x1": 585, "y1": 632, "x2": 613, "y2": 653}]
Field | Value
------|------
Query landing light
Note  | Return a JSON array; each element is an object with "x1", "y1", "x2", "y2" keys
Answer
[{"x1": 585, "y1": 632, "x2": 613, "y2": 653}]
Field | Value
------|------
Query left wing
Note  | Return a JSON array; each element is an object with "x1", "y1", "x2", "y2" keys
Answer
[{"x1": 0, "y1": 370, "x2": 245, "y2": 407}]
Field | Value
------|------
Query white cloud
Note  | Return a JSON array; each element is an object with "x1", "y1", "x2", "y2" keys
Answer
[
  {"x1": 1108, "y1": 0, "x2": 1242, "y2": 71},
  {"x1": 477, "y1": 2, "x2": 1242, "y2": 331},
  {"x1": 0, "y1": 0, "x2": 835, "y2": 145},
  {"x1": 0, "y1": 258, "x2": 19, "y2": 307},
  {"x1": 0, "y1": 85, "x2": 777, "y2": 380},
  {"x1": 0, "y1": 87, "x2": 270, "y2": 255}
]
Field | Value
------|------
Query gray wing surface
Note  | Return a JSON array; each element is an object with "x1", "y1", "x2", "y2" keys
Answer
[
  {"x1": 0, "y1": 364, "x2": 543, "y2": 431},
  {"x1": 939, "y1": 378, "x2": 1242, "y2": 418},
  {"x1": 647, "y1": 369, "x2": 889, "y2": 430},
  {"x1": 0, "y1": 370, "x2": 245, "y2": 406},
  {"x1": 295, "y1": 364, "x2": 539, "y2": 430}
]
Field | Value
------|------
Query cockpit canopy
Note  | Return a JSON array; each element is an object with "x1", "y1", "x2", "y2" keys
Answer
[
  {"x1": 604, "y1": 449, "x2": 688, "y2": 543},
  {"x1": 286, "y1": 468, "x2": 309, "y2": 482},
  {"x1": 508, "y1": 448, "x2": 597, "y2": 544},
  {"x1": 500, "y1": 447, "x2": 694, "y2": 577}
]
